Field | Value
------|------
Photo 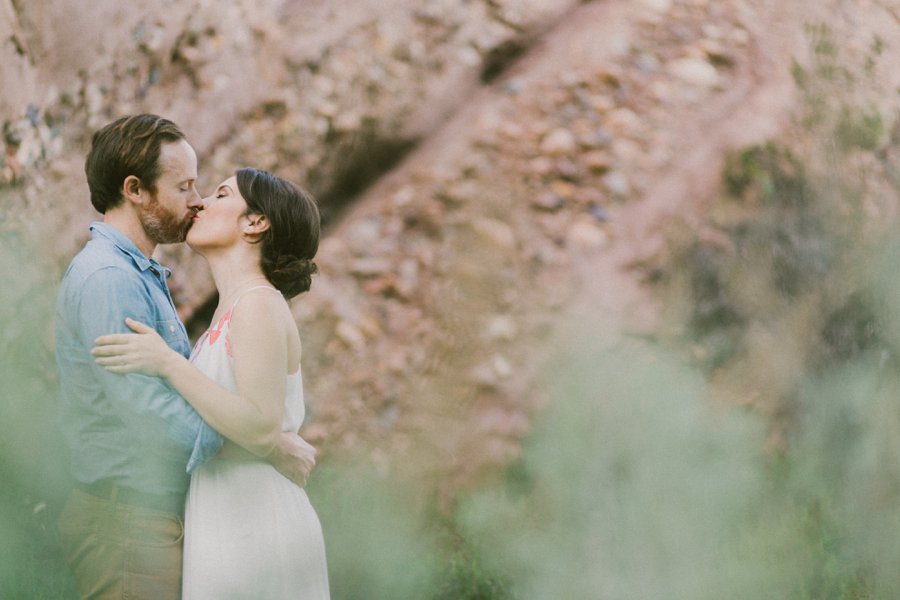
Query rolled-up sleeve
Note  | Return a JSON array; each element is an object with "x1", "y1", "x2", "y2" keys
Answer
[{"x1": 77, "y1": 266, "x2": 223, "y2": 471}]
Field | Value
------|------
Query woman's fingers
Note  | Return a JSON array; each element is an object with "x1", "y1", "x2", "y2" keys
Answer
[
  {"x1": 94, "y1": 355, "x2": 137, "y2": 373},
  {"x1": 124, "y1": 318, "x2": 154, "y2": 334},
  {"x1": 93, "y1": 334, "x2": 132, "y2": 346},
  {"x1": 94, "y1": 355, "x2": 125, "y2": 366},
  {"x1": 90, "y1": 341, "x2": 139, "y2": 357},
  {"x1": 91, "y1": 345, "x2": 126, "y2": 357},
  {"x1": 92, "y1": 333, "x2": 148, "y2": 357}
]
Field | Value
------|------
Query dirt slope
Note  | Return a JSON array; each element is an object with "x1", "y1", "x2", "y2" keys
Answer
[
  {"x1": 6, "y1": 0, "x2": 900, "y2": 501},
  {"x1": 294, "y1": 0, "x2": 815, "y2": 499}
]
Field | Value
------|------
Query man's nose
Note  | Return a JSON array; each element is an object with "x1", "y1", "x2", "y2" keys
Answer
[{"x1": 188, "y1": 189, "x2": 203, "y2": 209}]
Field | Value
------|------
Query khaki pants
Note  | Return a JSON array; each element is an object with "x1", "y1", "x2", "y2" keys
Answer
[{"x1": 58, "y1": 488, "x2": 184, "y2": 600}]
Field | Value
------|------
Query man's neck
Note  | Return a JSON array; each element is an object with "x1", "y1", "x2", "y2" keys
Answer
[{"x1": 103, "y1": 210, "x2": 156, "y2": 258}]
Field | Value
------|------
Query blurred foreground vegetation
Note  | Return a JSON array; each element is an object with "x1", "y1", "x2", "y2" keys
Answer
[{"x1": 0, "y1": 228, "x2": 77, "y2": 598}]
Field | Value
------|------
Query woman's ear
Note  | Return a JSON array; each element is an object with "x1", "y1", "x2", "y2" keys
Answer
[
  {"x1": 122, "y1": 175, "x2": 144, "y2": 205},
  {"x1": 242, "y1": 214, "x2": 270, "y2": 237}
]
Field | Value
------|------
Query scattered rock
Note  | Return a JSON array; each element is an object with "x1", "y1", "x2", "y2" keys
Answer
[
  {"x1": 553, "y1": 158, "x2": 583, "y2": 180},
  {"x1": 469, "y1": 362, "x2": 500, "y2": 389},
  {"x1": 335, "y1": 321, "x2": 366, "y2": 351},
  {"x1": 491, "y1": 354, "x2": 513, "y2": 379},
  {"x1": 603, "y1": 170, "x2": 632, "y2": 198},
  {"x1": 485, "y1": 315, "x2": 517, "y2": 341},
  {"x1": 349, "y1": 257, "x2": 393, "y2": 276},
  {"x1": 583, "y1": 150, "x2": 612, "y2": 173},
  {"x1": 532, "y1": 192, "x2": 567, "y2": 211},
  {"x1": 529, "y1": 156, "x2": 555, "y2": 176},
  {"x1": 640, "y1": 0, "x2": 673, "y2": 12},
  {"x1": 471, "y1": 217, "x2": 517, "y2": 249},
  {"x1": 540, "y1": 127, "x2": 577, "y2": 155},
  {"x1": 567, "y1": 217, "x2": 609, "y2": 249},
  {"x1": 668, "y1": 57, "x2": 720, "y2": 87},
  {"x1": 588, "y1": 205, "x2": 609, "y2": 223}
]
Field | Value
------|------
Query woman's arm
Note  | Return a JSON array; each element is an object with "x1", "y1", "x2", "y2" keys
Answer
[{"x1": 93, "y1": 291, "x2": 290, "y2": 457}]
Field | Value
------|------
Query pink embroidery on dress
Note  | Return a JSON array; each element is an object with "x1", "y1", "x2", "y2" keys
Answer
[{"x1": 207, "y1": 309, "x2": 233, "y2": 346}]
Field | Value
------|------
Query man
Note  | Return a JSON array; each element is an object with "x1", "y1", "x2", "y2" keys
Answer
[{"x1": 55, "y1": 114, "x2": 314, "y2": 599}]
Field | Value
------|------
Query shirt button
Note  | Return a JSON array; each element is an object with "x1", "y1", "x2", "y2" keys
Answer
[{"x1": 169, "y1": 325, "x2": 176, "y2": 332}]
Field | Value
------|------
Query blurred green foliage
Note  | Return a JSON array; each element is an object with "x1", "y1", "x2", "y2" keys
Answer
[
  {"x1": 458, "y1": 341, "x2": 772, "y2": 600},
  {"x1": 0, "y1": 228, "x2": 77, "y2": 598},
  {"x1": 306, "y1": 463, "x2": 442, "y2": 598},
  {"x1": 613, "y1": 22, "x2": 900, "y2": 600}
]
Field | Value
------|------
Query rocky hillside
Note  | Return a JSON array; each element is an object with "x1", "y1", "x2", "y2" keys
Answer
[{"x1": 4, "y1": 0, "x2": 900, "y2": 501}]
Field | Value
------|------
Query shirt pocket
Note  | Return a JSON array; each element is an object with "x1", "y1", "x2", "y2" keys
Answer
[{"x1": 156, "y1": 319, "x2": 189, "y2": 356}]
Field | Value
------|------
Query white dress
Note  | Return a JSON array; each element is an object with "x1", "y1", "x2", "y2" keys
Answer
[{"x1": 182, "y1": 286, "x2": 330, "y2": 599}]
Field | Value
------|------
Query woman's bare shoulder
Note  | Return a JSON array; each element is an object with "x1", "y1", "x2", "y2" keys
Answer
[
  {"x1": 229, "y1": 287, "x2": 300, "y2": 356},
  {"x1": 228, "y1": 288, "x2": 290, "y2": 332}
]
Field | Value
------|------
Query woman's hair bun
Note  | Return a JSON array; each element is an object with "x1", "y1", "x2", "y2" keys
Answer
[{"x1": 265, "y1": 254, "x2": 318, "y2": 298}]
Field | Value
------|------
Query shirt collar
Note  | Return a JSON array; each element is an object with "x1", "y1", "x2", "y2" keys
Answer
[{"x1": 89, "y1": 221, "x2": 172, "y2": 279}]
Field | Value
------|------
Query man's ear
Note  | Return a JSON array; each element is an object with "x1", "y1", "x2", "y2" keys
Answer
[{"x1": 122, "y1": 175, "x2": 144, "y2": 205}]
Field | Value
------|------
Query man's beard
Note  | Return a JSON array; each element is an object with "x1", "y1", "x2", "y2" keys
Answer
[{"x1": 140, "y1": 195, "x2": 191, "y2": 244}]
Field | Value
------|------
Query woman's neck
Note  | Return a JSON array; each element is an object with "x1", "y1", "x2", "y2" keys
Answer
[{"x1": 206, "y1": 250, "x2": 270, "y2": 306}]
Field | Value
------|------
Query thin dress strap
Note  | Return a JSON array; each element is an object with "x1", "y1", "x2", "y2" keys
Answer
[{"x1": 229, "y1": 285, "x2": 281, "y2": 311}]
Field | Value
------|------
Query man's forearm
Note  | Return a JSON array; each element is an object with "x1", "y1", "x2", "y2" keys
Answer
[{"x1": 267, "y1": 431, "x2": 316, "y2": 486}]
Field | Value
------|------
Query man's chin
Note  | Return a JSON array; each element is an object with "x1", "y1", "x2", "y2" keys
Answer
[
  {"x1": 140, "y1": 204, "x2": 193, "y2": 245},
  {"x1": 147, "y1": 223, "x2": 191, "y2": 245}
]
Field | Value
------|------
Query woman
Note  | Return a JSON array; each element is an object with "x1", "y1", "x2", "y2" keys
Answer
[{"x1": 92, "y1": 168, "x2": 330, "y2": 599}]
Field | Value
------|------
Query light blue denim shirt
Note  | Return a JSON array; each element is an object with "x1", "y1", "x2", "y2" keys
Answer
[{"x1": 55, "y1": 222, "x2": 222, "y2": 496}]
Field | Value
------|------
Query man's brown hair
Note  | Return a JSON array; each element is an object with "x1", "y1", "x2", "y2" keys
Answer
[{"x1": 84, "y1": 114, "x2": 185, "y2": 213}]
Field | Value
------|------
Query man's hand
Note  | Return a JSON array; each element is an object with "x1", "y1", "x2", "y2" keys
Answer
[{"x1": 268, "y1": 432, "x2": 317, "y2": 487}]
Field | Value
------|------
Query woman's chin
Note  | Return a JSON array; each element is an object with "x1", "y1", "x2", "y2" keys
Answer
[{"x1": 185, "y1": 230, "x2": 201, "y2": 251}]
